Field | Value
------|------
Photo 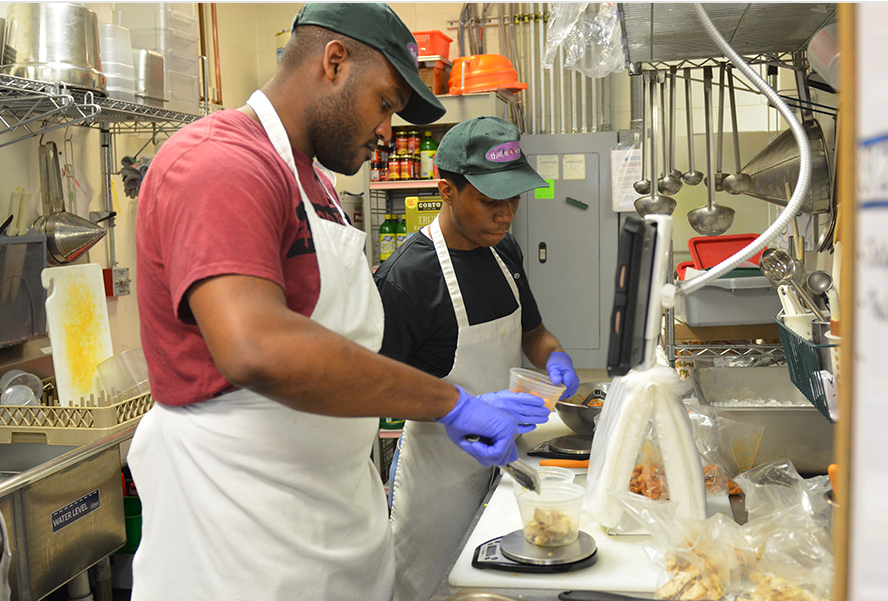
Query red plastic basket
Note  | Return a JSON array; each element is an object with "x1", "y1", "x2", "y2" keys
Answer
[{"x1": 412, "y1": 30, "x2": 453, "y2": 59}]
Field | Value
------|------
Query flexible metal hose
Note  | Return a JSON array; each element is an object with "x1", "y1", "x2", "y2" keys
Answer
[{"x1": 677, "y1": 4, "x2": 813, "y2": 296}]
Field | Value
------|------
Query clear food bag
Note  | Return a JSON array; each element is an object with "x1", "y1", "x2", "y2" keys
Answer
[
  {"x1": 543, "y1": 2, "x2": 626, "y2": 79},
  {"x1": 612, "y1": 459, "x2": 835, "y2": 601}
]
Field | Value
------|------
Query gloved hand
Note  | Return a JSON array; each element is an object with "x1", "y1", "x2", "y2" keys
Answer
[
  {"x1": 435, "y1": 386, "x2": 519, "y2": 467},
  {"x1": 478, "y1": 390, "x2": 549, "y2": 434},
  {"x1": 120, "y1": 156, "x2": 152, "y2": 199},
  {"x1": 547, "y1": 351, "x2": 580, "y2": 400}
]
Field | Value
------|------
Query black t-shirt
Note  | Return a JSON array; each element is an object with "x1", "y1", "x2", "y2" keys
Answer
[{"x1": 374, "y1": 230, "x2": 542, "y2": 377}]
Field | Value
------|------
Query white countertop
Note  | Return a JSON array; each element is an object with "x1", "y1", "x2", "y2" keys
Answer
[{"x1": 447, "y1": 413, "x2": 732, "y2": 595}]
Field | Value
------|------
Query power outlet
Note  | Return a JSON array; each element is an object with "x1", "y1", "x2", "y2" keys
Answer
[{"x1": 103, "y1": 267, "x2": 131, "y2": 297}]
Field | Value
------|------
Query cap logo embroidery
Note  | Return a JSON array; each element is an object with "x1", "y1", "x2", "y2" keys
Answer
[
  {"x1": 407, "y1": 43, "x2": 419, "y2": 67},
  {"x1": 485, "y1": 141, "x2": 521, "y2": 163}
]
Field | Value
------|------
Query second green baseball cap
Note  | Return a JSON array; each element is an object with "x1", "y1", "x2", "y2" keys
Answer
[
  {"x1": 435, "y1": 117, "x2": 548, "y2": 200},
  {"x1": 292, "y1": 3, "x2": 446, "y2": 125}
]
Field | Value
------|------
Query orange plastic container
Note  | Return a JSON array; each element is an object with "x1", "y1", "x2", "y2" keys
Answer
[
  {"x1": 448, "y1": 54, "x2": 528, "y2": 96},
  {"x1": 412, "y1": 30, "x2": 452, "y2": 59}
]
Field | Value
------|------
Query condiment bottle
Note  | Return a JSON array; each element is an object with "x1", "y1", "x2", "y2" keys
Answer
[{"x1": 420, "y1": 131, "x2": 437, "y2": 179}]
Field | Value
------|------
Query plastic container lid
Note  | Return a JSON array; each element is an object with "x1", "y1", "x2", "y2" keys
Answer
[
  {"x1": 448, "y1": 54, "x2": 527, "y2": 96},
  {"x1": 688, "y1": 233, "x2": 763, "y2": 270}
]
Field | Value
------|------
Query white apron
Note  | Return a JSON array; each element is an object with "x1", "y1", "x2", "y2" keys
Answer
[
  {"x1": 389, "y1": 215, "x2": 522, "y2": 601},
  {"x1": 128, "y1": 90, "x2": 392, "y2": 601}
]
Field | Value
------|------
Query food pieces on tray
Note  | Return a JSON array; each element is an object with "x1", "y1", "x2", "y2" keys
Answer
[{"x1": 522, "y1": 508, "x2": 578, "y2": 547}]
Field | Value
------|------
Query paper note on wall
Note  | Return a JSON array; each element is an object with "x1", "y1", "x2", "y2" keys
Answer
[
  {"x1": 536, "y1": 155, "x2": 559, "y2": 180},
  {"x1": 563, "y1": 154, "x2": 586, "y2": 180},
  {"x1": 610, "y1": 147, "x2": 642, "y2": 212}
]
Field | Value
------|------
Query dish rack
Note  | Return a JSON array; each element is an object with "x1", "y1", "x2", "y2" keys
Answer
[
  {"x1": 0, "y1": 377, "x2": 154, "y2": 445},
  {"x1": 774, "y1": 318, "x2": 836, "y2": 422}
]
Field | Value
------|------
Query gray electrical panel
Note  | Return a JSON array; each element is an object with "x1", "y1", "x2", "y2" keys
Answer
[{"x1": 512, "y1": 132, "x2": 620, "y2": 369}]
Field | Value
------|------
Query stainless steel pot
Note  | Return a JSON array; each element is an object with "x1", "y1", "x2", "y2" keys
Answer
[{"x1": 1, "y1": 3, "x2": 105, "y2": 93}]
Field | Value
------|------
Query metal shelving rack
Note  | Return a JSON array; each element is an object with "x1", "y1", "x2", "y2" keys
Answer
[
  {"x1": 618, "y1": 3, "x2": 838, "y2": 367},
  {"x1": 0, "y1": 72, "x2": 205, "y2": 278}
]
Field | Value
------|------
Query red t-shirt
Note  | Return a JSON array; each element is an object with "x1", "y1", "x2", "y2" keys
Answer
[{"x1": 135, "y1": 109, "x2": 346, "y2": 406}]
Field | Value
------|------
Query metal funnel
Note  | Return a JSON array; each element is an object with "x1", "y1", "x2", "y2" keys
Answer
[
  {"x1": 33, "y1": 211, "x2": 106, "y2": 265},
  {"x1": 739, "y1": 118, "x2": 831, "y2": 214}
]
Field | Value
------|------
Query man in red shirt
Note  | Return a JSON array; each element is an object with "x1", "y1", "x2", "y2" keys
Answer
[{"x1": 129, "y1": 4, "x2": 548, "y2": 600}]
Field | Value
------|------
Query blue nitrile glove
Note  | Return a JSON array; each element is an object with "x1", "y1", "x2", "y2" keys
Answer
[
  {"x1": 478, "y1": 390, "x2": 549, "y2": 434},
  {"x1": 435, "y1": 386, "x2": 519, "y2": 467},
  {"x1": 547, "y1": 351, "x2": 580, "y2": 400}
]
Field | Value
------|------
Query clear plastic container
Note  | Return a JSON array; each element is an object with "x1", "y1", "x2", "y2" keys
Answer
[
  {"x1": 130, "y1": 27, "x2": 199, "y2": 59},
  {"x1": 509, "y1": 367, "x2": 565, "y2": 411},
  {"x1": 514, "y1": 481, "x2": 585, "y2": 546},
  {"x1": 98, "y1": 24, "x2": 134, "y2": 67},
  {"x1": 102, "y1": 61, "x2": 135, "y2": 79},
  {"x1": 167, "y1": 69, "x2": 199, "y2": 98},
  {"x1": 97, "y1": 346, "x2": 150, "y2": 403},
  {"x1": 118, "y1": 3, "x2": 198, "y2": 34}
]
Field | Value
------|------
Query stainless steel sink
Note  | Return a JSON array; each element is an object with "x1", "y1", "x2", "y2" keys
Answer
[
  {"x1": 694, "y1": 366, "x2": 834, "y2": 476},
  {"x1": 0, "y1": 429, "x2": 132, "y2": 600}
]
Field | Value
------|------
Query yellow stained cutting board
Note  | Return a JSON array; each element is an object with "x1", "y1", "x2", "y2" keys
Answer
[{"x1": 42, "y1": 263, "x2": 113, "y2": 406}]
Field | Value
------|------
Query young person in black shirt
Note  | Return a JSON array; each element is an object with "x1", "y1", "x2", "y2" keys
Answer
[{"x1": 374, "y1": 116, "x2": 581, "y2": 601}]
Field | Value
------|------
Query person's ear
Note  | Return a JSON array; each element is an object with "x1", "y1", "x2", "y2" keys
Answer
[
  {"x1": 438, "y1": 179, "x2": 455, "y2": 206},
  {"x1": 322, "y1": 40, "x2": 348, "y2": 82}
]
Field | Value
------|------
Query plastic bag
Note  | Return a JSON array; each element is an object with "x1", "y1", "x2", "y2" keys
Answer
[
  {"x1": 612, "y1": 458, "x2": 835, "y2": 601},
  {"x1": 612, "y1": 490, "x2": 756, "y2": 600},
  {"x1": 543, "y1": 3, "x2": 625, "y2": 79},
  {"x1": 685, "y1": 403, "x2": 765, "y2": 496},
  {"x1": 586, "y1": 367, "x2": 705, "y2": 529}
]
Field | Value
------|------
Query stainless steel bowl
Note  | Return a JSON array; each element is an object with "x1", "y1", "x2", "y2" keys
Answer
[
  {"x1": 1, "y1": 3, "x2": 105, "y2": 93},
  {"x1": 554, "y1": 382, "x2": 609, "y2": 435}
]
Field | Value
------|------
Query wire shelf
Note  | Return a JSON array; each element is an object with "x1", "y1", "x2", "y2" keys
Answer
[{"x1": 0, "y1": 73, "x2": 203, "y2": 148}]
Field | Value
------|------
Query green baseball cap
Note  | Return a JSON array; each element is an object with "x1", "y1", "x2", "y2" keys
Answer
[
  {"x1": 292, "y1": 3, "x2": 446, "y2": 125},
  {"x1": 435, "y1": 117, "x2": 548, "y2": 200}
]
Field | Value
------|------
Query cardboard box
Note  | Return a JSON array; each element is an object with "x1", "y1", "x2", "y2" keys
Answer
[
  {"x1": 405, "y1": 196, "x2": 442, "y2": 234},
  {"x1": 418, "y1": 61, "x2": 450, "y2": 95}
]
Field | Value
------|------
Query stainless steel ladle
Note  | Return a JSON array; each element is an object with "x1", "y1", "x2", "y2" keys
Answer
[
  {"x1": 722, "y1": 66, "x2": 752, "y2": 194},
  {"x1": 760, "y1": 248, "x2": 828, "y2": 322},
  {"x1": 632, "y1": 75, "x2": 651, "y2": 194},
  {"x1": 633, "y1": 73, "x2": 652, "y2": 195},
  {"x1": 688, "y1": 66, "x2": 734, "y2": 236},
  {"x1": 705, "y1": 64, "x2": 728, "y2": 192},
  {"x1": 635, "y1": 71, "x2": 676, "y2": 216},
  {"x1": 658, "y1": 69, "x2": 683, "y2": 195},
  {"x1": 682, "y1": 67, "x2": 704, "y2": 186}
]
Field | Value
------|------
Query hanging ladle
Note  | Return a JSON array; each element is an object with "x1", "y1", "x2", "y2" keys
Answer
[
  {"x1": 658, "y1": 68, "x2": 683, "y2": 195},
  {"x1": 759, "y1": 248, "x2": 828, "y2": 322},
  {"x1": 705, "y1": 64, "x2": 728, "y2": 192},
  {"x1": 682, "y1": 67, "x2": 703, "y2": 186},
  {"x1": 688, "y1": 66, "x2": 734, "y2": 236},
  {"x1": 722, "y1": 66, "x2": 752, "y2": 194},
  {"x1": 633, "y1": 73, "x2": 651, "y2": 195},
  {"x1": 635, "y1": 71, "x2": 676, "y2": 217}
]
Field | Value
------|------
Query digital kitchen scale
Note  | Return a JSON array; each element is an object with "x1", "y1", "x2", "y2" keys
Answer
[
  {"x1": 472, "y1": 530, "x2": 598, "y2": 573},
  {"x1": 528, "y1": 434, "x2": 594, "y2": 460}
]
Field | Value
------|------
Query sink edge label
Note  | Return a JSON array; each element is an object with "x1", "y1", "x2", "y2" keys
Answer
[{"x1": 51, "y1": 489, "x2": 100, "y2": 533}]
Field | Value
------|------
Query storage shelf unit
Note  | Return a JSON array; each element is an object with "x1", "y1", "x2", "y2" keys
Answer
[
  {"x1": 0, "y1": 73, "x2": 203, "y2": 147},
  {"x1": 362, "y1": 91, "x2": 519, "y2": 265}
]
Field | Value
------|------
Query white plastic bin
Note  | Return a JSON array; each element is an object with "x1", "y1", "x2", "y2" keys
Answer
[{"x1": 675, "y1": 276, "x2": 782, "y2": 326}]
